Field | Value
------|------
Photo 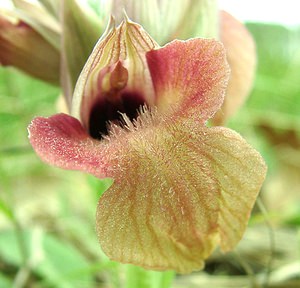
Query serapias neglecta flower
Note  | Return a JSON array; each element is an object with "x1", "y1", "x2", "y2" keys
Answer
[{"x1": 28, "y1": 18, "x2": 267, "y2": 273}]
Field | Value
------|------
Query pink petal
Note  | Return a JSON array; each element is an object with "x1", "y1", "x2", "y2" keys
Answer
[
  {"x1": 96, "y1": 112, "x2": 266, "y2": 273},
  {"x1": 212, "y1": 11, "x2": 256, "y2": 124},
  {"x1": 28, "y1": 113, "x2": 110, "y2": 178},
  {"x1": 146, "y1": 38, "x2": 230, "y2": 121}
]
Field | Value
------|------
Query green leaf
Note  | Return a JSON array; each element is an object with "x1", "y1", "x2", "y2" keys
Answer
[
  {"x1": 0, "y1": 198, "x2": 14, "y2": 221},
  {"x1": 0, "y1": 273, "x2": 13, "y2": 288},
  {"x1": 0, "y1": 230, "x2": 94, "y2": 288},
  {"x1": 246, "y1": 24, "x2": 300, "y2": 116}
]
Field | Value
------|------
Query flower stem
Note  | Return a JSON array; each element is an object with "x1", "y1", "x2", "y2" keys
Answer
[{"x1": 124, "y1": 265, "x2": 175, "y2": 288}]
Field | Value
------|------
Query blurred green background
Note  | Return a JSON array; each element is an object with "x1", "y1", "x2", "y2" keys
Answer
[{"x1": 0, "y1": 22, "x2": 300, "y2": 287}]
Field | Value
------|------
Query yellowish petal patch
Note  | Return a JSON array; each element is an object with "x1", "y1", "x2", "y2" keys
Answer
[
  {"x1": 96, "y1": 111, "x2": 267, "y2": 273},
  {"x1": 194, "y1": 126, "x2": 267, "y2": 250}
]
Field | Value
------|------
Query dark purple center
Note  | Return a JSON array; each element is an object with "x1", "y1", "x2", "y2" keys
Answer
[{"x1": 89, "y1": 92, "x2": 145, "y2": 139}]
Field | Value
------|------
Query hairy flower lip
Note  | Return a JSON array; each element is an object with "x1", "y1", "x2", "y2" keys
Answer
[{"x1": 28, "y1": 108, "x2": 267, "y2": 274}]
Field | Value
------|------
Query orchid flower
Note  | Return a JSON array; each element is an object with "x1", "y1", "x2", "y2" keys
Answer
[{"x1": 28, "y1": 18, "x2": 267, "y2": 273}]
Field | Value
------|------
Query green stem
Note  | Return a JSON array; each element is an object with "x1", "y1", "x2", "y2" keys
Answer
[
  {"x1": 0, "y1": 170, "x2": 30, "y2": 287},
  {"x1": 256, "y1": 197, "x2": 275, "y2": 288},
  {"x1": 124, "y1": 265, "x2": 175, "y2": 288}
]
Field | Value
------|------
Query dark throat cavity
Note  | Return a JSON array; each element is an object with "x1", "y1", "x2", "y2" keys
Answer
[{"x1": 88, "y1": 92, "x2": 145, "y2": 139}]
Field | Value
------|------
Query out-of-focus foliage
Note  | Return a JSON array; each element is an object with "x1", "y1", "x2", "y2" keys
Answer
[
  {"x1": 0, "y1": 69, "x2": 114, "y2": 287},
  {"x1": 0, "y1": 22, "x2": 300, "y2": 287},
  {"x1": 228, "y1": 23, "x2": 300, "y2": 221}
]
